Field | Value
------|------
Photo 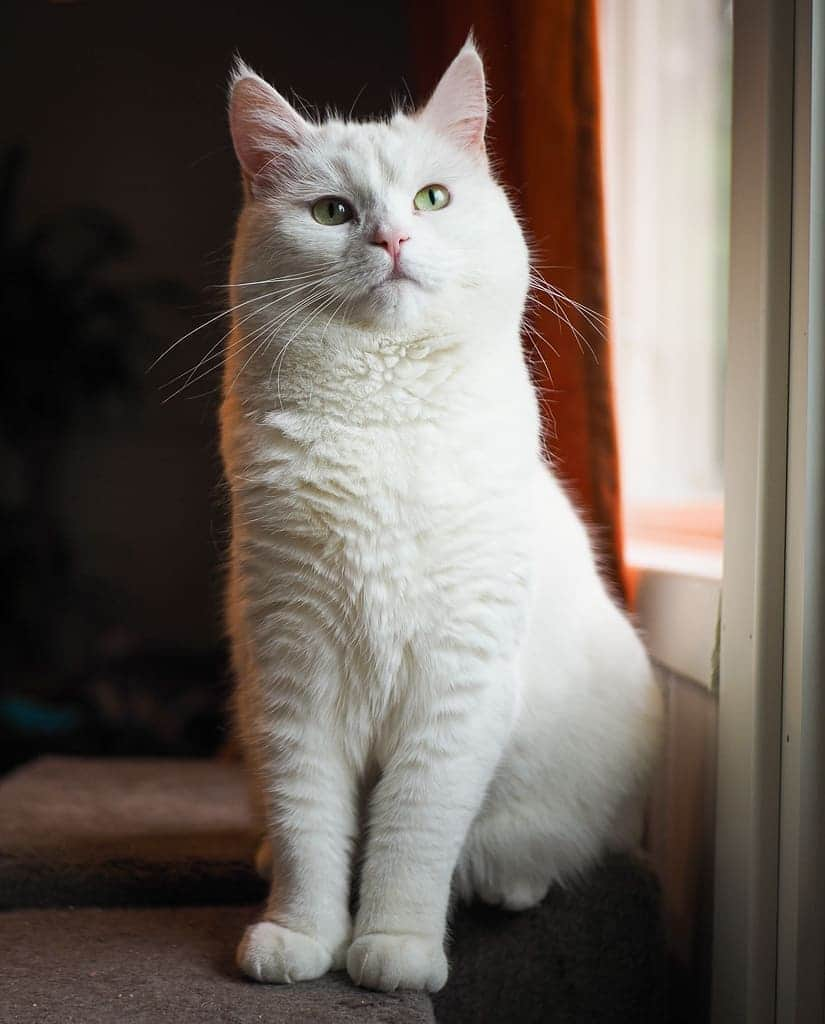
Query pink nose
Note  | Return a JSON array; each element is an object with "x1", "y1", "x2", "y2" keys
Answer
[{"x1": 370, "y1": 227, "x2": 410, "y2": 263}]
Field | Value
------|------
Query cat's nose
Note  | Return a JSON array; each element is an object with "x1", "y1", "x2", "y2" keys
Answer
[{"x1": 370, "y1": 227, "x2": 410, "y2": 263}]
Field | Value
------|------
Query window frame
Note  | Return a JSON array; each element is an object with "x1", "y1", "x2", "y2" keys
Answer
[{"x1": 711, "y1": 1, "x2": 825, "y2": 1021}]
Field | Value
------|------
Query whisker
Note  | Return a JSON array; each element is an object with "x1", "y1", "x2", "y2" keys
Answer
[
  {"x1": 226, "y1": 287, "x2": 335, "y2": 398},
  {"x1": 146, "y1": 287, "x2": 291, "y2": 372},
  {"x1": 529, "y1": 289, "x2": 599, "y2": 364},
  {"x1": 529, "y1": 271, "x2": 609, "y2": 332},
  {"x1": 273, "y1": 292, "x2": 341, "y2": 406},
  {"x1": 214, "y1": 263, "x2": 343, "y2": 289},
  {"x1": 151, "y1": 261, "x2": 357, "y2": 377},
  {"x1": 160, "y1": 297, "x2": 278, "y2": 392},
  {"x1": 347, "y1": 82, "x2": 368, "y2": 120},
  {"x1": 161, "y1": 275, "x2": 340, "y2": 392},
  {"x1": 305, "y1": 293, "x2": 354, "y2": 406},
  {"x1": 522, "y1": 321, "x2": 560, "y2": 360},
  {"x1": 162, "y1": 299, "x2": 302, "y2": 402}
]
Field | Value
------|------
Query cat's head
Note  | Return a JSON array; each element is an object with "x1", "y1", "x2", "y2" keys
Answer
[{"x1": 228, "y1": 39, "x2": 528, "y2": 343}]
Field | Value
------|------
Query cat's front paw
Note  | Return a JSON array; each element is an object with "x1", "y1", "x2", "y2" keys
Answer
[
  {"x1": 237, "y1": 921, "x2": 333, "y2": 983},
  {"x1": 347, "y1": 933, "x2": 448, "y2": 992}
]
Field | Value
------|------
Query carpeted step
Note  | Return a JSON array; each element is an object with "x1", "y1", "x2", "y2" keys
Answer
[
  {"x1": 0, "y1": 904, "x2": 435, "y2": 1024},
  {"x1": 443, "y1": 853, "x2": 667, "y2": 1023},
  {"x1": 0, "y1": 756, "x2": 667, "y2": 1021},
  {"x1": 0, "y1": 756, "x2": 265, "y2": 909}
]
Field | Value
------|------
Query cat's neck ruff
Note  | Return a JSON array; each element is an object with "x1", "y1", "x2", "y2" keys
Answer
[{"x1": 228, "y1": 315, "x2": 527, "y2": 428}]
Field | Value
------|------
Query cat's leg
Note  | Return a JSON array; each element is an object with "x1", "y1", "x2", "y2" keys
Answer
[
  {"x1": 347, "y1": 666, "x2": 513, "y2": 993},
  {"x1": 456, "y1": 763, "x2": 650, "y2": 911},
  {"x1": 455, "y1": 780, "x2": 587, "y2": 912},
  {"x1": 236, "y1": 690, "x2": 357, "y2": 984},
  {"x1": 456, "y1": 646, "x2": 662, "y2": 911}
]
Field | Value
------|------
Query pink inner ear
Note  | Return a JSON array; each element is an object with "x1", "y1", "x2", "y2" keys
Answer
[
  {"x1": 420, "y1": 46, "x2": 487, "y2": 153},
  {"x1": 229, "y1": 74, "x2": 309, "y2": 182}
]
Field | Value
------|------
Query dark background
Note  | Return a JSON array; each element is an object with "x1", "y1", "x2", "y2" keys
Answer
[{"x1": 2, "y1": 1, "x2": 411, "y2": 770}]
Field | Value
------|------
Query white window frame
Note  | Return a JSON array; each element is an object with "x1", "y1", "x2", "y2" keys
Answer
[{"x1": 712, "y1": 1, "x2": 825, "y2": 1021}]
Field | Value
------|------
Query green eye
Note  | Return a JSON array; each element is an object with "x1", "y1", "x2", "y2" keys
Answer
[
  {"x1": 414, "y1": 184, "x2": 450, "y2": 212},
  {"x1": 311, "y1": 197, "x2": 353, "y2": 225}
]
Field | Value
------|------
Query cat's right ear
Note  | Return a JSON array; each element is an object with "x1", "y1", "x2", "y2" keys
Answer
[{"x1": 228, "y1": 60, "x2": 310, "y2": 192}]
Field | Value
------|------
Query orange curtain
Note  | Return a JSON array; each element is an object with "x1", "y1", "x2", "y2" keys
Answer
[{"x1": 409, "y1": 0, "x2": 625, "y2": 600}]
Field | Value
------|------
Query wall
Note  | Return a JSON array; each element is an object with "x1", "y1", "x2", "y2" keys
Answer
[
  {"x1": 649, "y1": 664, "x2": 718, "y2": 1023},
  {"x1": 4, "y1": 0, "x2": 411, "y2": 656}
]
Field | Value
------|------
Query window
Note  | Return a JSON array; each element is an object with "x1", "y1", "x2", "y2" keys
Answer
[{"x1": 599, "y1": 0, "x2": 732, "y2": 573}]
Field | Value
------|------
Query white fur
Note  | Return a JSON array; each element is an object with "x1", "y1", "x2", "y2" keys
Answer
[{"x1": 222, "y1": 41, "x2": 662, "y2": 994}]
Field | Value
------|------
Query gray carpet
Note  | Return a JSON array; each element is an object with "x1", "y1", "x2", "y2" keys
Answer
[
  {"x1": 0, "y1": 757, "x2": 667, "y2": 1021},
  {"x1": 0, "y1": 757, "x2": 264, "y2": 909},
  {"x1": 442, "y1": 855, "x2": 666, "y2": 1023},
  {"x1": 0, "y1": 904, "x2": 434, "y2": 1024}
]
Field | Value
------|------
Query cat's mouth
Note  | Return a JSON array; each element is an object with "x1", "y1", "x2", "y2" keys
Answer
[{"x1": 373, "y1": 266, "x2": 418, "y2": 290}]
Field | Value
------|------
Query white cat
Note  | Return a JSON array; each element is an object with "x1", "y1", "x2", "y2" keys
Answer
[{"x1": 222, "y1": 38, "x2": 662, "y2": 994}]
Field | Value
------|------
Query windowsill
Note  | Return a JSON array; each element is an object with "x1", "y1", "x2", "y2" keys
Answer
[
  {"x1": 627, "y1": 544, "x2": 721, "y2": 692},
  {"x1": 627, "y1": 540, "x2": 722, "y2": 582}
]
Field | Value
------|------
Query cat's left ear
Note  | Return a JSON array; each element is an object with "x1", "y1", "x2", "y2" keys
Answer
[{"x1": 419, "y1": 35, "x2": 487, "y2": 157}]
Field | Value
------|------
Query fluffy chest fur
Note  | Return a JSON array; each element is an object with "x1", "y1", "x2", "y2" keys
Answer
[{"x1": 224, "y1": 336, "x2": 538, "y2": 723}]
